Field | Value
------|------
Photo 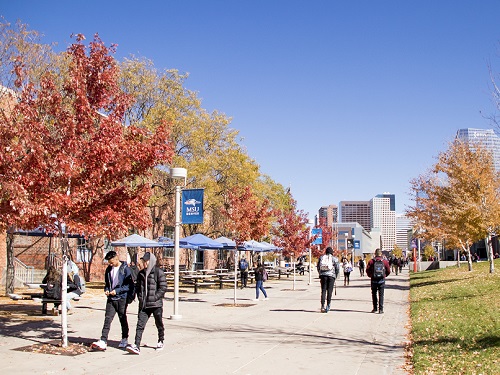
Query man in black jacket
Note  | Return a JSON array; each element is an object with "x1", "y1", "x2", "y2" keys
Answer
[
  {"x1": 91, "y1": 251, "x2": 133, "y2": 351},
  {"x1": 126, "y1": 252, "x2": 167, "y2": 354}
]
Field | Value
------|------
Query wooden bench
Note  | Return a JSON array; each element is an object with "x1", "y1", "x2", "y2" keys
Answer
[{"x1": 33, "y1": 296, "x2": 80, "y2": 315}]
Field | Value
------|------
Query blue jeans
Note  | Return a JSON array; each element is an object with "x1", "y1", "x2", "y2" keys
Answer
[{"x1": 255, "y1": 280, "x2": 267, "y2": 299}]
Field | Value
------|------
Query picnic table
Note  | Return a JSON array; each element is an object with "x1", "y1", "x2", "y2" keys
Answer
[
  {"x1": 198, "y1": 269, "x2": 216, "y2": 275},
  {"x1": 215, "y1": 272, "x2": 240, "y2": 289},
  {"x1": 181, "y1": 274, "x2": 216, "y2": 293}
]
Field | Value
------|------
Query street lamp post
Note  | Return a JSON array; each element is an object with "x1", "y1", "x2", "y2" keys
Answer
[
  {"x1": 344, "y1": 233, "x2": 348, "y2": 260},
  {"x1": 170, "y1": 167, "x2": 187, "y2": 320},
  {"x1": 352, "y1": 234, "x2": 356, "y2": 266},
  {"x1": 307, "y1": 219, "x2": 314, "y2": 285}
]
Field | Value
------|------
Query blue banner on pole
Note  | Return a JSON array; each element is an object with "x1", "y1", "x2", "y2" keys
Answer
[
  {"x1": 354, "y1": 240, "x2": 360, "y2": 249},
  {"x1": 182, "y1": 189, "x2": 204, "y2": 224},
  {"x1": 311, "y1": 228, "x2": 322, "y2": 245}
]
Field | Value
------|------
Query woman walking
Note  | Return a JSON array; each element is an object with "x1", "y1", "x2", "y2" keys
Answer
[
  {"x1": 343, "y1": 259, "x2": 353, "y2": 286},
  {"x1": 253, "y1": 263, "x2": 268, "y2": 301}
]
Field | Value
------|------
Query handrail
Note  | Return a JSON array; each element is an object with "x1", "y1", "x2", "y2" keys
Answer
[{"x1": 14, "y1": 257, "x2": 35, "y2": 284}]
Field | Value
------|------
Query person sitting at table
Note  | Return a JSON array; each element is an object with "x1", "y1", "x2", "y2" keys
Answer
[
  {"x1": 42, "y1": 266, "x2": 62, "y2": 315},
  {"x1": 66, "y1": 271, "x2": 84, "y2": 312}
]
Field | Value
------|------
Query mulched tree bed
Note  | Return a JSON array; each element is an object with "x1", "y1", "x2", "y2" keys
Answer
[{"x1": 15, "y1": 341, "x2": 89, "y2": 356}]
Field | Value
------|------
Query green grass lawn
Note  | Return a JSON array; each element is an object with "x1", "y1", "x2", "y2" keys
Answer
[{"x1": 410, "y1": 259, "x2": 499, "y2": 375}]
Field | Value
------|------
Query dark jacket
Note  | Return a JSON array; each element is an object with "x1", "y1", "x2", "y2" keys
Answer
[
  {"x1": 104, "y1": 261, "x2": 133, "y2": 301},
  {"x1": 366, "y1": 256, "x2": 391, "y2": 282},
  {"x1": 136, "y1": 253, "x2": 167, "y2": 309},
  {"x1": 68, "y1": 274, "x2": 83, "y2": 296},
  {"x1": 254, "y1": 265, "x2": 265, "y2": 281}
]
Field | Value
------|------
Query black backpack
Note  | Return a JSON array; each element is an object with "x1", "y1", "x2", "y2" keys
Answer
[
  {"x1": 43, "y1": 281, "x2": 62, "y2": 300},
  {"x1": 373, "y1": 259, "x2": 385, "y2": 280}
]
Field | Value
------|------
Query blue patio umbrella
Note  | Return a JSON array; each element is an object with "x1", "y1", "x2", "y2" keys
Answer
[
  {"x1": 259, "y1": 241, "x2": 281, "y2": 251},
  {"x1": 214, "y1": 236, "x2": 248, "y2": 250},
  {"x1": 110, "y1": 233, "x2": 167, "y2": 248},
  {"x1": 180, "y1": 233, "x2": 224, "y2": 249},
  {"x1": 157, "y1": 237, "x2": 196, "y2": 249},
  {"x1": 244, "y1": 239, "x2": 274, "y2": 252}
]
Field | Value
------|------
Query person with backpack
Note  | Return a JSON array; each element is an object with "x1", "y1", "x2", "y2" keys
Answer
[
  {"x1": 253, "y1": 262, "x2": 268, "y2": 301},
  {"x1": 316, "y1": 247, "x2": 340, "y2": 313},
  {"x1": 238, "y1": 256, "x2": 249, "y2": 288},
  {"x1": 91, "y1": 250, "x2": 134, "y2": 351},
  {"x1": 42, "y1": 266, "x2": 62, "y2": 315},
  {"x1": 366, "y1": 248, "x2": 391, "y2": 314},
  {"x1": 126, "y1": 252, "x2": 167, "y2": 354}
]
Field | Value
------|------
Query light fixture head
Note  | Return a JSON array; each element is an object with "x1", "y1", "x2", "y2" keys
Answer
[{"x1": 170, "y1": 167, "x2": 187, "y2": 180}]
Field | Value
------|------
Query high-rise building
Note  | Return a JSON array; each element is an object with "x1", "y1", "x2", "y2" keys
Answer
[
  {"x1": 371, "y1": 193, "x2": 396, "y2": 252},
  {"x1": 318, "y1": 205, "x2": 338, "y2": 227},
  {"x1": 339, "y1": 201, "x2": 371, "y2": 231},
  {"x1": 456, "y1": 128, "x2": 500, "y2": 171},
  {"x1": 396, "y1": 213, "x2": 412, "y2": 253}
]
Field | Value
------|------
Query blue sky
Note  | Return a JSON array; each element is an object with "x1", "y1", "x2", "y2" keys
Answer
[{"x1": 3, "y1": 1, "x2": 500, "y2": 218}]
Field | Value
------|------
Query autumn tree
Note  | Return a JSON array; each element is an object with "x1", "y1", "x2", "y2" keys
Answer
[
  {"x1": 392, "y1": 244, "x2": 403, "y2": 259},
  {"x1": 273, "y1": 195, "x2": 311, "y2": 262},
  {"x1": 423, "y1": 244, "x2": 436, "y2": 261},
  {"x1": 407, "y1": 140, "x2": 500, "y2": 273},
  {"x1": 0, "y1": 33, "x2": 174, "y2": 345},
  {"x1": 119, "y1": 57, "x2": 289, "y2": 239},
  {"x1": 221, "y1": 185, "x2": 272, "y2": 303},
  {"x1": 312, "y1": 217, "x2": 333, "y2": 258}
]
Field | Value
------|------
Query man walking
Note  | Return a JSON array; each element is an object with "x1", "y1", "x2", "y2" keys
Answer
[
  {"x1": 239, "y1": 256, "x2": 249, "y2": 288},
  {"x1": 366, "y1": 248, "x2": 391, "y2": 314},
  {"x1": 358, "y1": 257, "x2": 365, "y2": 277},
  {"x1": 126, "y1": 252, "x2": 167, "y2": 354},
  {"x1": 317, "y1": 247, "x2": 340, "y2": 313},
  {"x1": 91, "y1": 251, "x2": 134, "y2": 351}
]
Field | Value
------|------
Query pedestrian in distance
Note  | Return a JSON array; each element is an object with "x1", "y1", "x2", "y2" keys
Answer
[
  {"x1": 253, "y1": 262, "x2": 268, "y2": 301},
  {"x1": 343, "y1": 258, "x2": 353, "y2": 286},
  {"x1": 366, "y1": 248, "x2": 391, "y2": 314},
  {"x1": 317, "y1": 247, "x2": 340, "y2": 313},
  {"x1": 238, "y1": 256, "x2": 249, "y2": 288},
  {"x1": 358, "y1": 257, "x2": 365, "y2": 277},
  {"x1": 126, "y1": 252, "x2": 167, "y2": 355},
  {"x1": 91, "y1": 250, "x2": 134, "y2": 351}
]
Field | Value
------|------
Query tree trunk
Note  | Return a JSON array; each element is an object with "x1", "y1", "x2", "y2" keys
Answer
[
  {"x1": 485, "y1": 235, "x2": 495, "y2": 274},
  {"x1": 466, "y1": 248, "x2": 473, "y2": 272},
  {"x1": 5, "y1": 229, "x2": 15, "y2": 295}
]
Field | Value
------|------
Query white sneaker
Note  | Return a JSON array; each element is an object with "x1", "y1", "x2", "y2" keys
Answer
[
  {"x1": 118, "y1": 338, "x2": 128, "y2": 348},
  {"x1": 91, "y1": 339, "x2": 107, "y2": 351},
  {"x1": 252, "y1": 298, "x2": 259, "y2": 301},
  {"x1": 264, "y1": 297, "x2": 269, "y2": 300},
  {"x1": 126, "y1": 344, "x2": 140, "y2": 355},
  {"x1": 156, "y1": 341, "x2": 164, "y2": 351}
]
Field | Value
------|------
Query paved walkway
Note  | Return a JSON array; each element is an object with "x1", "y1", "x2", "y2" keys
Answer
[{"x1": 0, "y1": 268, "x2": 410, "y2": 375}]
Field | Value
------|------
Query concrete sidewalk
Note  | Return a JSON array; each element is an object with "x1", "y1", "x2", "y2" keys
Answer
[{"x1": 0, "y1": 268, "x2": 410, "y2": 375}]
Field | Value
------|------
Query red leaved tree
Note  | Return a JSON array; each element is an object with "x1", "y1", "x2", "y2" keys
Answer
[
  {"x1": 311, "y1": 217, "x2": 333, "y2": 258},
  {"x1": 222, "y1": 185, "x2": 272, "y2": 246},
  {"x1": 0, "y1": 34, "x2": 173, "y2": 344},
  {"x1": 272, "y1": 196, "x2": 311, "y2": 262},
  {"x1": 221, "y1": 185, "x2": 272, "y2": 303}
]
